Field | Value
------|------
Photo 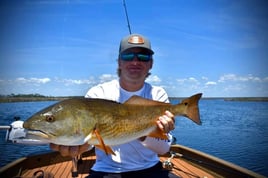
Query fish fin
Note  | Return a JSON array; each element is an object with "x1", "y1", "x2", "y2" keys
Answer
[
  {"x1": 94, "y1": 129, "x2": 115, "y2": 155},
  {"x1": 148, "y1": 128, "x2": 169, "y2": 140},
  {"x1": 124, "y1": 95, "x2": 170, "y2": 106},
  {"x1": 95, "y1": 145, "x2": 115, "y2": 155},
  {"x1": 180, "y1": 93, "x2": 202, "y2": 125}
]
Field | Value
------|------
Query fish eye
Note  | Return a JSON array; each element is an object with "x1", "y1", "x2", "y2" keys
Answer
[{"x1": 46, "y1": 115, "x2": 55, "y2": 122}]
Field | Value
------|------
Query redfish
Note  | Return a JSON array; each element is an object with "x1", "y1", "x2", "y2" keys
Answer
[{"x1": 23, "y1": 93, "x2": 202, "y2": 154}]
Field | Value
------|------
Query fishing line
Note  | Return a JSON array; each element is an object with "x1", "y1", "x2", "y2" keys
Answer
[{"x1": 122, "y1": 0, "x2": 132, "y2": 34}]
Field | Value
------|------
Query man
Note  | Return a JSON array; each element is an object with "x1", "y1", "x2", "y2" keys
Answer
[{"x1": 51, "y1": 33, "x2": 175, "y2": 178}]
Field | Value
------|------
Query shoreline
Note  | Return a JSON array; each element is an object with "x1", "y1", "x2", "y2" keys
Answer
[
  {"x1": 0, "y1": 96, "x2": 83, "y2": 103},
  {"x1": 223, "y1": 97, "x2": 268, "y2": 102},
  {"x1": 0, "y1": 96, "x2": 268, "y2": 103},
  {"x1": 169, "y1": 97, "x2": 268, "y2": 102}
]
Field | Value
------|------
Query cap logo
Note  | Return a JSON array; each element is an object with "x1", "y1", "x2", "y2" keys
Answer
[{"x1": 128, "y1": 35, "x2": 145, "y2": 44}]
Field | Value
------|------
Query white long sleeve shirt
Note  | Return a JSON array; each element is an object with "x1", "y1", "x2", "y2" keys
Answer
[{"x1": 85, "y1": 79, "x2": 172, "y2": 173}]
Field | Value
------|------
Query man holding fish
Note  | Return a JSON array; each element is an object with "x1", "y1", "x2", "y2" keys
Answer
[{"x1": 50, "y1": 34, "x2": 178, "y2": 177}]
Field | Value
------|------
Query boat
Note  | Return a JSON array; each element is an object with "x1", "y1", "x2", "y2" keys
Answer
[{"x1": 0, "y1": 144, "x2": 265, "y2": 178}]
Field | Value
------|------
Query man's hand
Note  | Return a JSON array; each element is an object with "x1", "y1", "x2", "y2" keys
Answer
[{"x1": 157, "y1": 110, "x2": 175, "y2": 133}]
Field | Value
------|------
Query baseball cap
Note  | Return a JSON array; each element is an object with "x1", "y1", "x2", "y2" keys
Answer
[{"x1": 119, "y1": 34, "x2": 154, "y2": 54}]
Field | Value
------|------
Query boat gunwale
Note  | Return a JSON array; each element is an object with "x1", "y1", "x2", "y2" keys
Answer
[{"x1": 169, "y1": 144, "x2": 265, "y2": 178}]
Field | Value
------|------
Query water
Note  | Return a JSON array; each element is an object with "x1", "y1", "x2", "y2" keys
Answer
[
  {"x1": 0, "y1": 99, "x2": 267, "y2": 176},
  {"x1": 0, "y1": 101, "x2": 57, "y2": 168},
  {"x1": 171, "y1": 99, "x2": 268, "y2": 176}
]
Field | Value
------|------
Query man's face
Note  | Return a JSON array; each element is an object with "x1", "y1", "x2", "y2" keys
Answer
[{"x1": 118, "y1": 48, "x2": 153, "y2": 82}]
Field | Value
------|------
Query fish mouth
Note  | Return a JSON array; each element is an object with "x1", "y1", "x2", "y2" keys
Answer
[{"x1": 26, "y1": 129, "x2": 56, "y2": 140}]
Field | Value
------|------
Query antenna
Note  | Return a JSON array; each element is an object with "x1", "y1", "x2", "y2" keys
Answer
[{"x1": 122, "y1": 0, "x2": 132, "y2": 34}]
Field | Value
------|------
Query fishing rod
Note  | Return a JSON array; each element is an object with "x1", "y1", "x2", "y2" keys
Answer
[
  {"x1": 122, "y1": 0, "x2": 132, "y2": 34},
  {"x1": 0, "y1": 119, "x2": 48, "y2": 145},
  {"x1": 0, "y1": 125, "x2": 11, "y2": 130}
]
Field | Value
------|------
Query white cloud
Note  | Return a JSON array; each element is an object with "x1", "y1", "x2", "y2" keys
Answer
[
  {"x1": 55, "y1": 77, "x2": 96, "y2": 86},
  {"x1": 15, "y1": 77, "x2": 51, "y2": 84},
  {"x1": 188, "y1": 77, "x2": 198, "y2": 83},
  {"x1": 147, "y1": 75, "x2": 161, "y2": 83},
  {"x1": 99, "y1": 74, "x2": 118, "y2": 83},
  {"x1": 176, "y1": 78, "x2": 186, "y2": 84},
  {"x1": 201, "y1": 76, "x2": 208, "y2": 80},
  {"x1": 168, "y1": 74, "x2": 268, "y2": 97},
  {"x1": 0, "y1": 73, "x2": 267, "y2": 97},
  {"x1": 176, "y1": 77, "x2": 199, "y2": 85},
  {"x1": 218, "y1": 74, "x2": 262, "y2": 83},
  {"x1": 176, "y1": 77, "x2": 200, "y2": 89},
  {"x1": 205, "y1": 81, "x2": 217, "y2": 86},
  {"x1": 218, "y1": 74, "x2": 236, "y2": 82}
]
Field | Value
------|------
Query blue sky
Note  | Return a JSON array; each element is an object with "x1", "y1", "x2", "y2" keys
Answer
[{"x1": 0, "y1": 0, "x2": 267, "y2": 97}]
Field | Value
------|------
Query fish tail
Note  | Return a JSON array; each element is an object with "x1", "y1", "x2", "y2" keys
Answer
[{"x1": 178, "y1": 93, "x2": 202, "y2": 125}]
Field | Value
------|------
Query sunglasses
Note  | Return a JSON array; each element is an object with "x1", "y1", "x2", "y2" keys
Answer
[{"x1": 120, "y1": 53, "x2": 152, "y2": 62}]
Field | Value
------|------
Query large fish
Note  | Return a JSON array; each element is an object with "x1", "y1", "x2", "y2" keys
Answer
[{"x1": 23, "y1": 93, "x2": 202, "y2": 154}]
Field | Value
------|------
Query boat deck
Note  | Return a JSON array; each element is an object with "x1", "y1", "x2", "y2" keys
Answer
[
  {"x1": 22, "y1": 154, "x2": 96, "y2": 178},
  {"x1": 20, "y1": 153, "x2": 216, "y2": 178},
  {"x1": 1, "y1": 145, "x2": 264, "y2": 178}
]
